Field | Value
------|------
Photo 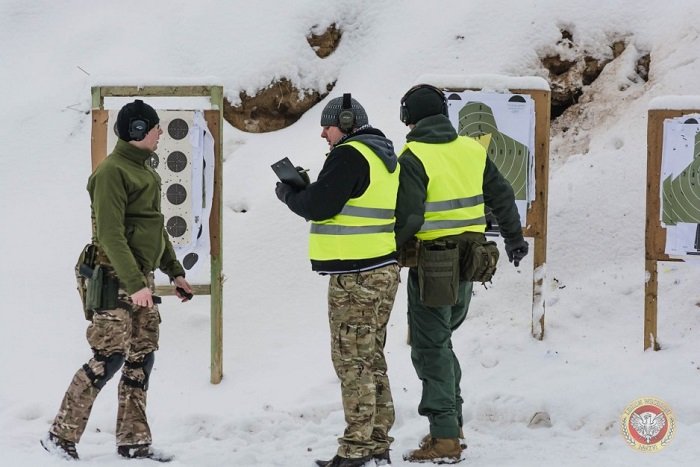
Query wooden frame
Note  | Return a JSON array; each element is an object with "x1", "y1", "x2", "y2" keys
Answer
[
  {"x1": 644, "y1": 109, "x2": 697, "y2": 351},
  {"x1": 91, "y1": 85, "x2": 224, "y2": 383},
  {"x1": 450, "y1": 87, "x2": 551, "y2": 340}
]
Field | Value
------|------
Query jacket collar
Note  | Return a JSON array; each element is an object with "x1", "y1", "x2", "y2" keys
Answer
[{"x1": 112, "y1": 138, "x2": 153, "y2": 164}]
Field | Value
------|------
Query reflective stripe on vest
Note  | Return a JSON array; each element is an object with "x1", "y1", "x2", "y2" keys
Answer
[
  {"x1": 404, "y1": 136, "x2": 487, "y2": 240},
  {"x1": 309, "y1": 141, "x2": 400, "y2": 261}
]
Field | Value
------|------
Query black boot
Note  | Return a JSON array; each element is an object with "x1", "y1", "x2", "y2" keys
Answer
[
  {"x1": 41, "y1": 432, "x2": 79, "y2": 460},
  {"x1": 315, "y1": 453, "x2": 373, "y2": 466},
  {"x1": 117, "y1": 444, "x2": 173, "y2": 462},
  {"x1": 373, "y1": 448, "x2": 391, "y2": 465}
]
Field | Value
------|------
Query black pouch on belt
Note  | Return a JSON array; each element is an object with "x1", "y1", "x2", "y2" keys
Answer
[{"x1": 417, "y1": 239, "x2": 460, "y2": 307}]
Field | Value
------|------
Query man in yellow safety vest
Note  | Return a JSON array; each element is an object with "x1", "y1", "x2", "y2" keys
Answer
[{"x1": 275, "y1": 93, "x2": 400, "y2": 467}]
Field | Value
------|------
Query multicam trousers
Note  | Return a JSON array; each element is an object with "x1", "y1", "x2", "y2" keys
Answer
[
  {"x1": 328, "y1": 263, "x2": 400, "y2": 459},
  {"x1": 50, "y1": 273, "x2": 160, "y2": 446}
]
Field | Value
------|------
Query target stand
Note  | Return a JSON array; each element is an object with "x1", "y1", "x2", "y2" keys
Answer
[
  {"x1": 91, "y1": 85, "x2": 224, "y2": 383},
  {"x1": 645, "y1": 105, "x2": 700, "y2": 351},
  {"x1": 434, "y1": 80, "x2": 550, "y2": 340}
]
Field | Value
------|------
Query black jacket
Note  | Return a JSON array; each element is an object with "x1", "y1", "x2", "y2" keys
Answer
[
  {"x1": 394, "y1": 114, "x2": 523, "y2": 248},
  {"x1": 280, "y1": 126, "x2": 399, "y2": 273}
]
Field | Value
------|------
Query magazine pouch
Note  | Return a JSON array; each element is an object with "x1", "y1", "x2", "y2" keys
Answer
[
  {"x1": 417, "y1": 239, "x2": 459, "y2": 307},
  {"x1": 461, "y1": 236, "x2": 499, "y2": 283}
]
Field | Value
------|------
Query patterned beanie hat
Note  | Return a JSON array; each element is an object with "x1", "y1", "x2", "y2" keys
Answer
[{"x1": 320, "y1": 95, "x2": 369, "y2": 129}]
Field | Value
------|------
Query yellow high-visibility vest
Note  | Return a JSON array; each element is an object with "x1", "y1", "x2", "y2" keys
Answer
[
  {"x1": 309, "y1": 141, "x2": 399, "y2": 261},
  {"x1": 404, "y1": 136, "x2": 487, "y2": 240}
]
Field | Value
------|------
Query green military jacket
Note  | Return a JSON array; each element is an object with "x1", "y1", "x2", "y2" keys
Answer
[
  {"x1": 88, "y1": 139, "x2": 184, "y2": 294},
  {"x1": 395, "y1": 114, "x2": 523, "y2": 249}
]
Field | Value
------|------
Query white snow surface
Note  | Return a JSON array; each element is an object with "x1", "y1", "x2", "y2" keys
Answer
[{"x1": 2, "y1": 1, "x2": 700, "y2": 466}]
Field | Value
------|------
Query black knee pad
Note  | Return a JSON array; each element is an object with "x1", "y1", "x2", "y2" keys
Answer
[
  {"x1": 141, "y1": 351, "x2": 155, "y2": 387},
  {"x1": 121, "y1": 351, "x2": 155, "y2": 391},
  {"x1": 83, "y1": 352, "x2": 125, "y2": 389}
]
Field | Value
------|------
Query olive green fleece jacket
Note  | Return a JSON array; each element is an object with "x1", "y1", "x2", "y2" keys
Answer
[
  {"x1": 88, "y1": 139, "x2": 185, "y2": 294},
  {"x1": 395, "y1": 114, "x2": 523, "y2": 248}
]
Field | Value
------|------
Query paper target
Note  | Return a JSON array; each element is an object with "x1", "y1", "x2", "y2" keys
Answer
[
  {"x1": 456, "y1": 101, "x2": 528, "y2": 200},
  {"x1": 660, "y1": 115, "x2": 700, "y2": 256},
  {"x1": 446, "y1": 91, "x2": 536, "y2": 230},
  {"x1": 662, "y1": 127, "x2": 700, "y2": 224}
]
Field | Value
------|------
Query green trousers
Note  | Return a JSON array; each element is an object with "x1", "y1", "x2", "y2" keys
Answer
[{"x1": 407, "y1": 267, "x2": 473, "y2": 439}]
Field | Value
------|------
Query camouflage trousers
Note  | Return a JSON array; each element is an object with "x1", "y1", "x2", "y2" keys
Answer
[
  {"x1": 328, "y1": 263, "x2": 400, "y2": 459},
  {"x1": 50, "y1": 274, "x2": 160, "y2": 446}
]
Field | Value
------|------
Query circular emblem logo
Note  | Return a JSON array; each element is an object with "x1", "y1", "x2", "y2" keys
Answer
[{"x1": 621, "y1": 397, "x2": 675, "y2": 452}]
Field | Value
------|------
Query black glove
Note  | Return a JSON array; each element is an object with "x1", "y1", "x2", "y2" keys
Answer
[
  {"x1": 295, "y1": 166, "x2": 310, "y2": 186},
  {"x1": 275, "y1": 182, "x2": 294, "y2": 204},
  {"x1": 505, "y1": 238, "x2": 529, "y2": 267}
]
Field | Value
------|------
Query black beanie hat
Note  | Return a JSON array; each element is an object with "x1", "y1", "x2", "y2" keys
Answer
[
  {"x1": 401, "y1": 86, "x2": 447, "y2": 125},
  {"x1": 116, "y1": 99, "x2": 160, "y2": 142}
]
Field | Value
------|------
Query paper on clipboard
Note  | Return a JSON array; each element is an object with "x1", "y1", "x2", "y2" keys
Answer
[{"x1": 271, "y1": 157, "x2": 308, "y2": 189}]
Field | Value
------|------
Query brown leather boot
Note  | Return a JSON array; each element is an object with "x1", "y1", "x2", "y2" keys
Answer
[
  {"x1": 404, "y1": 437, "x2": 463, "y2": 464},
  {"x1": 419, "y1": 428, "x2": 467, "y2": 450}
]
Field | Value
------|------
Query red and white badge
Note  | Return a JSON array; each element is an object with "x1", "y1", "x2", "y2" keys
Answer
[{"x1": 621, "y1": 397, "x2": 675, "y2": 452}]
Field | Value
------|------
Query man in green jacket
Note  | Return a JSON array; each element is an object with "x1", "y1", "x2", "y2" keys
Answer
[
  {"x1": 395, "y1": 85, "x2": 528, "y2": 463},
  {"x1": 42, "y1": 100, "x2": 193, "y2": 462}
]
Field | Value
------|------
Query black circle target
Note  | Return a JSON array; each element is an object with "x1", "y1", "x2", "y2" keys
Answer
[
  {"x1": 166, "y1": 184, "x2": 187, "y2": 205},
  {"x1": 168, "y1": 118, "x2": 189, "y2": 140},
  {"x1": 166, "y1": 216, "x2": 187, "y2": 237},
  {"x1": 183, "y1": 253, "x2": 199, "y2": 270},
  {"x1": 167, "y1": 151, "x2": 188, "y2": 172}
]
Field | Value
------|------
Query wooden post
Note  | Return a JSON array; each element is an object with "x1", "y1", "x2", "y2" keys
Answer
[
  {"x1": 644, "y1": 109, "x2": 693, "y2": 350},
  {"x1": 515, "y1": 89, "x2": 551, "y2": 340},
  {"x1": 207, "y1": 85, "x2": 224, "y2": 384},
  {"x1": 205, "y1": 109, "x2": 223, "y2": 384},
  {"x1": 644, "y1": 259, "x2": 659, "y2": 350},
  {"x1": 91, "y1": 85, "x2": 225, "y2": 381},
  {"x1": 91, "y1": 110, "x2": 108, "y2": 171}
]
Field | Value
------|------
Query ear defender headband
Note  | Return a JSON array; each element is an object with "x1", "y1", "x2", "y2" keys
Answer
[
  {"x1": 128, "y1": 100, "x2": 150, "y2": 142},
  {"x1": 399, "y1": 84, "x2": 448, "y2": 124},
  {"x1": 338, "y1": 93, "x2": 355, "y2": 133}
]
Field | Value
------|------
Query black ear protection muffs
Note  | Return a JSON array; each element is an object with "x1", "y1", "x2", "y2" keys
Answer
[
  {"x1": 399, "y1": 84, "x2": 448, "y2": 125},
  {"x1": 128, "y1": 118, "x2": 148, "y2": 141},
  {"x1": 128, "y1": 100, "x2": 150, "y2": 141},
  {"x1": 338, "y1": 93, "x2": 355, "y2": 132}
]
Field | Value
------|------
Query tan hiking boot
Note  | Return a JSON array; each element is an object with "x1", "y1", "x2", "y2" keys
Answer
[
  {"x1": 404, "y1": 437, "x2": 463, "y2": 464},
  {"x1": 419, "y1": 429, "x2": 467, "y2": 450}
]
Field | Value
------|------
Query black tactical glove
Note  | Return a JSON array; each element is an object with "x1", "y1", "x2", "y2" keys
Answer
[
  {"x1": 505, "y1": 238, "x2": 529, "y2": 267},
  {"x1": 275, "y1": 182, "x2": 294, "y2": 204},
  {"x1": 295, "y1": 166, "x2": 310, "y2": 186}
]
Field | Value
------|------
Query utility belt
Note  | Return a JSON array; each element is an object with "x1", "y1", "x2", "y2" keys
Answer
[
  {"x1": 398, "y1": 232, "x2": 500, "y2": 307},
  {"x1": 75, "y1": 244, "x2": 121, "y2": 320}
]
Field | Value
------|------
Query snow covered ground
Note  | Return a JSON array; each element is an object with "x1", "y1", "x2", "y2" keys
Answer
[{"x1": 1, "y1": 1, "x2": 700, "y2": 465}]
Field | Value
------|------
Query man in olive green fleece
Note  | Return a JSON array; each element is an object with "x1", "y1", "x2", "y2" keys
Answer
[
  {"x1": 43, "y1": 100, "x2": 193, "y2": 462},
  {"x1": 395, "y1": 85, "x2": 528, "y2": 463}
]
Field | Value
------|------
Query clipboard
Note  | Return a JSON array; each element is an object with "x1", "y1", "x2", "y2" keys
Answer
[{"x1": 271, "y1": 157, "x2": 307, "y2": 189}]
